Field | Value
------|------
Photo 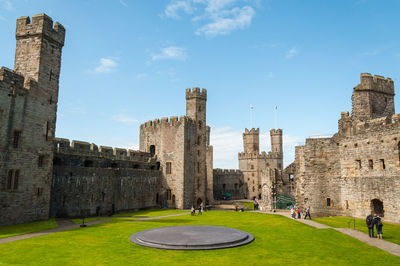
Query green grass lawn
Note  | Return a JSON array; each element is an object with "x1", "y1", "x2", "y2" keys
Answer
[
  {"x1": 0, "y1": 219, "x2": 58, "y2": 239},
  {"x1": 0, "y1": 211, "x2": 399, "y2": 265},
  {"x1": 313, "y1": 216, "x2": 400, "y2": 245},
  {"x1": 240, "y1": 201, "x2": 254, "y2": 210}
]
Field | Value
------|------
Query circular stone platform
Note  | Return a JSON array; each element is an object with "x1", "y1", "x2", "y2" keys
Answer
[{"x1": 130, "y1": 225, "x2": 254, "y2": 250}]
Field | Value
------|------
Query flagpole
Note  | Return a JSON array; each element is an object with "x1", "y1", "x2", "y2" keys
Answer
[
  {"x1": 274, "y1": 106, "x2": 278, "y2": 129},
  {"x1": 250, "y1": 105, "x2": 253, "y2": 129}
]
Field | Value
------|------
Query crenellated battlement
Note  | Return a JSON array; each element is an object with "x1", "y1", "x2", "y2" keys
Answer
[
  {"x1": 213, "y1": 168, "x2": 243, "y2": 175},
  {"x1": 238, "y1": 151, "x2": 282, "y2": 160},
  {"x1": 140, "y1": 115, "x2": 195, "y2": 129},
  {"x1": 16, "y1": 14, "x2": 65, "y2": 46},
  {"x1": 244, "y1": 128, "x2": 259, "y2": 135},
  {"x1": 355, "y1": 73, "x2": 394, "y2": 95},
  {"x1": 270, "y1": 129, "x2": 282, "y2": 135},
  {"x1": 185, "y1": 87, "x2": 207, "y2": 100},
  {"x1": 54, "y1": 138, "x2": 154, "y2": 162}
]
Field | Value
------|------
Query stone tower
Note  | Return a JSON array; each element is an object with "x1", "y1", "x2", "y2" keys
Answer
[
  {"x1": 351, "y1": 73, "x2": 395, "y2": 121},
  {"x1": 186, "y1": 88, "x2": 208, "y2": 206},
  {"x1": 0, "y1": 14, "x2": 65, "y2": 226},
  {"x1": 270, "y1": 129, "x2": 283, "y2": 169},
  {"x1": 243, "y1": 128, "x2": 259, "y2": 154}
]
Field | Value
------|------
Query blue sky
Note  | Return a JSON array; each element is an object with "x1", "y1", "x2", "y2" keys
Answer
[{"x1": 1, "y1": 0, "x2": 400, "y2": 168}]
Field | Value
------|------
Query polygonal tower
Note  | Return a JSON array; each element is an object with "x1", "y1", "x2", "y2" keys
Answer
[
  {"x1": 186, "y1": 88, "x2": 208, "y2": 206},
  {"x1": 351, "y1": 73, "x2": 395, "y2": 121},
  {"x1": 270, "y1": 129, "x2": 283, "y2": 169},
  {"x1": 243, "y1": 128, "x2": 260, "y2": 155}
]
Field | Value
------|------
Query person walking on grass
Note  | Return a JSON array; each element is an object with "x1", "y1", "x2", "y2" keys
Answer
[
  {"x1": 366, "y1": 214, "x2": 374, "y2": 238},
  {"x1": 191, "y1": 206, "x2": 195, "y2": 216},
  {"x1": 297, "y1": 208, "x2": 301, "y2": 219},
  {"x1": 291, "y1": 207, "x2": 296, "y2": 219},
  {"x1": 304, "y1": 206, "x2": 311, "y2": 219},
  {"x1": 198, "y1": 204, "x2": 202, "y2": 215},
  {"x1": 374, "y1": 215, "x2": 383, "y2": 239}
]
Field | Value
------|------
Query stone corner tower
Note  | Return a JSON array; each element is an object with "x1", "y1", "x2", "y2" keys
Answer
[
  {"x1": 186, "y1": 87, "x2": 208, "y2": 206},
  {"x1": 351, "y1": 73, "x2": 395, "y2": 121},
  {"x1": 242, "y1": 128, "x2": 260, "y2": 155},
  {"x1": 270, "y1": 128, "x2": 283, "y2": 169}
]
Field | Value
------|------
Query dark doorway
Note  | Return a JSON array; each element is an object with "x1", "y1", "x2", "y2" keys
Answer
[
  {"x1": 150, "y1": 145, "x2": 155, "y2": 157},
  {"x1": 197, "y1": 198, "x2": 202, "y2": 207},
  {"x1": 371, "y1": 199, "x2": 384, "y2": 217}
]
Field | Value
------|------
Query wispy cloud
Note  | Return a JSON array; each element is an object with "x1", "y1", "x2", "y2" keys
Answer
[
  {"x1": 360, "y1": 48, "x2": 381, "y2": 57},
  {"x1": 133, "y1": 73, "x2": 148, "y2": 79},
  {"x1": 285, "y1": 47, "x2": 299, "y2": 59},
  {"x1": 0, "y1": 15, "x2": 6, "y2": 21},
  {"x1": 150, "y1": 46, "x2": 187, "y2": 61},
  {"x1": 252, "y1": 43, "x2": 278, "y2": 49},
  {"x1": 112, "y1": 114, "x2": 139, "y2": 124},
  {"x1": 91, "y1": 57, "x2": 118, "y2": 73},
  {"x1": 163, "y1": 0, "x2": 258, "y2": 37},
  {"x1": 196, "y1": 6, "x2": 255, "y2": 37},
  {"x1": 119, "y1": 0, "x2": 128, "y2": 7},
  {"x1": 266, "y1": 72, "x2": 274, "y2": 78},
  {"x1": 163, "y1": 0, "x2": 194, "y2": 19},
  {"x1": 2, "y1": 0, "x2": 13, "y2": 11}
]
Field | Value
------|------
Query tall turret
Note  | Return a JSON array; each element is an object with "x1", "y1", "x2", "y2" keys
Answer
[
  {"x1": 351, "y1": 73, "x2": 395, "y2": 121},
  {"x1": 270, "y1": 129, "x2": 283, "y2": 169},
  {"x1": 243, "y1": 128, "x2": 260, "y2": 155}
]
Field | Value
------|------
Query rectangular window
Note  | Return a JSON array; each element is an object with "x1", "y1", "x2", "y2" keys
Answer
[
  {"x1": 45, "y1": 122, "x2": 50, "y2": 141},
  {"x1": 345, "y1": 200, "x2": 349, "y2": 209},
  {"x1": 356, "y1": 160, "x2": 361, "y2": 169},
  {"x1": 327, "y1": 198, "x2": 331, "y2": 207},
  {"x1": 166, "y1": 162, "x2": 172, "y2": 175},
  {"x1": 197, "y1": 162, "x2": 200, "y2": 173},
  {"x1": 38, "y1": 155, "x2": 44, "y2": 168},
  {"x1": 368, "y1": 159, "x2": 373, "y2": 169},
  {"x1": 13, "y1": 170, "x2": 19, "y2": 190},
  {"x1": 7, "y1": 170, "x2": 12, "y2": 189},
  {"x1": 13, "y1": 131, "x2": 20, "y2": 148},
  {"x1": 380, "y1": 159, "x2": 385, "y2": 169},
  {"x1": 167, "y1": 189, "x2": 172, "y2": 200}
]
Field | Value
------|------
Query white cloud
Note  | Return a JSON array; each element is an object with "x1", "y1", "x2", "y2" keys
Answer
[
  {"x1": 2, "y1": 0, "x2": 13, "y2": 11},
  {"x1": 163, "y1": 0, "x2": 257, "y2": 37},
  {"x1": 163, "y1": 0, "x2": 194, "y2": 18},
  {"x1": 285, "y1": 47, "x2": 299, "y2": 59},
  {"x1": 92, "y1": 57, "x2": 118, "y2": 73},
  {"x1": 112, "y1": 114, "x2": 139, "y2": 124},
  {"x1": 195, "y1": 6, "x2": 255, "y2": 37},
  {"x1": 151, "y1": 46, "x2": 187, "y2": 61}
]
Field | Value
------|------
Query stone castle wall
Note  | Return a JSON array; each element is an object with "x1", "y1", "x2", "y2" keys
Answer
[
  {"x1": 295, "y1": 74, "x2": 400, "y2": 223},
  {"x1": 213, "y1": 169, "x2": 246, "y2": 200},
  {"x1": 50, "y1": 138, "x2": 162, "y2": 217},
  {"x1": 0, "y1": 14, "x2": 65, "y2": 226}
]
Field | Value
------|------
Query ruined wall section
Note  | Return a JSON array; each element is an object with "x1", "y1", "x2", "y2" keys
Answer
[
  {"x1": 213, "y1": 169, "x2": 246, "y2": 200},
  {"x1": 0, "y1": 14, "x2": 65, "y2": 226},
  {"x1": 140, "y1": 116, "x2": 195, "y2": 209}
]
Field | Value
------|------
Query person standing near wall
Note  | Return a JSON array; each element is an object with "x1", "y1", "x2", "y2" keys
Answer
[
  {"x1": 366, "y1": 214, "x2": 374, "y2": 238},
  {"x1": 374, "y1": 215, "x2": 383, "y2": 239},
  {"x1": 304, "y1": 206, "x2": 311, "y2": 219}
]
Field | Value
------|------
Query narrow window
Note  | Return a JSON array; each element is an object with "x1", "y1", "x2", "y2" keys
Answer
[
  {"x1": 149, "y1": 145, "x2": 155, "y2": 157},
  {"x1": 7, "y1": 170, "x2": 12, "y2": 189},
  {"x1": 38, "y1": 155, "x2": 44, "y2": 168},
  {"x1": 380, "y1": 159, "x2": 385, "y2": 169},
  {"x1": 251, "y1": 164, "x2": 254, "y2": 170},
  {"x1": 234, "y1": 183, "x2": 238, "y2": 189},
  {"x1": 49, "y1": 69, "x2": 53, "y2": 81},
  {"x1": 327, "y1": 198, "x2": 331, "y2": 207},
  {"x1": 252, "y1": 186, "x2": 255, "y2": 192},
  {"x1": 166, "y1": 162, "x2": 172, "y2": 175},
  {"x1": 197, "y1": 136, "x2": 201, "y2": 145},
  {"x1": 13, "y1": 131, "x2": 20, "y2": 148},
  {"x1": 222, "y1": 184, "x2": 226, "y2": 190},
  {"x1": 356, "y1": 160, "x2": 361, "y2": 169},
  {"x1": 368, "y1": 159, "x2": 373, "y2": 169},
  {"x1": 167, "y1": 189, "x2": 172, "y2": 200},
  {"x1": 13, "y1": 170, "x2": 19, "y2": 190},
  {"x1": 49, "y1": 96, "x2": 53, "y2": 105},
  {"x1": 45, "y1": 122, "x2": 50, "y2": 140},
  {"x1": 278, "y1": 163, "x2": 282, "y2": 169},
  {"x1": 345, "y1": 200, "x2": 349, "y2": 209},
  {"x1": 197, "y1": 150, "x2": 200, "y2": 156}
]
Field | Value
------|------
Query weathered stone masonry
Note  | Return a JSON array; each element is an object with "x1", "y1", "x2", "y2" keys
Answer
[
  {"x1": 295, "y1": 74, "x2": 400, "y2": 223},
  {"x1": 0, "y1": 14, "x2": 65, "y2": 226}
]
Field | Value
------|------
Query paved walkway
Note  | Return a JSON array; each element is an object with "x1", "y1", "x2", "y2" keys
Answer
[
  {"x1": 0, "y1": 219, "x2": 109, "y2": 244},
  {"x1": 261, "y1": 211, "x2": 400, "y2": 257},
  {"x1": 131, "y1": 212, "x2": 190, "y2": 221}
]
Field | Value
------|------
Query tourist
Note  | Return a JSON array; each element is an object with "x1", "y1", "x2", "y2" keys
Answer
[
  {"x1": 200, "y1": 202, "x2": 204, "y2": 213},
  {"x1": 366, "y1": 214, "x2": 374, "y2": 238},
  {"x1": 291, "y1": 207, "x2": 296, "y2": 219},
  {"x1": 191, "y1": 206, "x2": 195, "y2": 216},
  {"x1": 374, "y1": 215, "x2": 383, "y2": 239},
  {"x1": 198, "y1": 205, "x2": 202, "y2": 215},
  {"x1": 304, "y1": 206, "x2": 311, "y2": 219},
  {"x1": 297, "y1": 208, "x2": 301, "y2": 219}
]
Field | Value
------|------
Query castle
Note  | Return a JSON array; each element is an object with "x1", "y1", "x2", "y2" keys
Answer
[
  {"x1": 1, "y1": 14, "x2": 399, "y2": 226},
  {"x1": 0, "y1": 14, "x2": 212, "y2": 226},
  {"x1": 293, "y1": 74, "x2": 400, "y2": 223}
]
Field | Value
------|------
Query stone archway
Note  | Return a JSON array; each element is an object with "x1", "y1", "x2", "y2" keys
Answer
[{"x1": 371, "y1": 199, "x2": 384, "y2": 217}]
